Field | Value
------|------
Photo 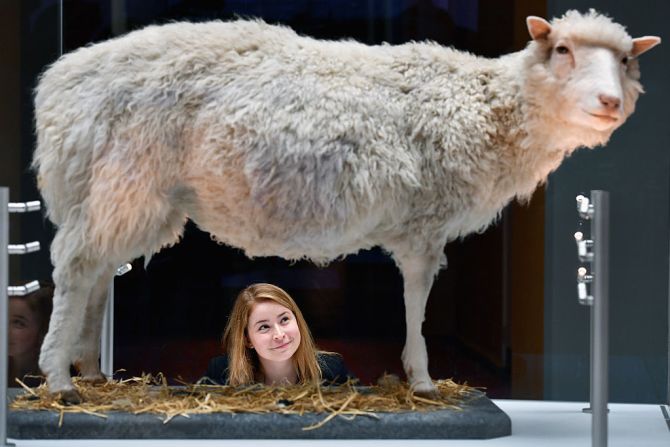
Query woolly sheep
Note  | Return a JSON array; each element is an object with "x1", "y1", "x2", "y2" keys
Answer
[{"x1": 33, "y1": 10, "x2": 660, "y2": 403}]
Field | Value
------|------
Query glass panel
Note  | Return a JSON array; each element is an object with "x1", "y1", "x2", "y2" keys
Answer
[
  {"x1": 12, "y1": 0, "x2": 664, "y2": 405},
  {"x1": 544, "y1": 1, "x2": 669, "y2": 405},
  {"x1": 3, "y1": 0, "x2": 61, "y2": 389},
  {"x1": 55, "y1": 0, "x2": 531, "y2": 398}
]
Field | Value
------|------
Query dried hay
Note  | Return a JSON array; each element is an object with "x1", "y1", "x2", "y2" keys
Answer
[{"x1": 10, "y1": 374, "x2": 477, "y2": 431}]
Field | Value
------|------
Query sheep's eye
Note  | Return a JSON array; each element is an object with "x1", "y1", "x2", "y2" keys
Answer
[
  {"x1": 621, "y1": 56, "x2": 629, "y2": 65},
  {"x1": 555, "y1": 46, "x2": 569, "y2": 54}
]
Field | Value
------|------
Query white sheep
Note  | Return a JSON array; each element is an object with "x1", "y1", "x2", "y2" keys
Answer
[{"x1": 33, "y1": 10, "x2": 659, "y2": 403}]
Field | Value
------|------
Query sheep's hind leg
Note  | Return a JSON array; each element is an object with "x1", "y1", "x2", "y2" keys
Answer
[
  {"x1": 72, "y1": 265, "x2": 116, "y2": 384},
  {"x1": 69, "y1": 195, "x2": 187, "y2": 388},
  {"x1": 39, "y1": 228, "x2": 107, "y2": 404},
  {"x1": 393, "y1": 247, "x2": 444, "y2": 397}
]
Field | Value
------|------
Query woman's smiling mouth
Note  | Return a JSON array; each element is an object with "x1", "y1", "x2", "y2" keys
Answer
[{"x1": 271, "y1": 339, "x2": 293, "y2": 350}]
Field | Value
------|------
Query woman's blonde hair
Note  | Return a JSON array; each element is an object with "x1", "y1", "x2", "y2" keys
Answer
[{"x1": 222, "y1": 283, "x2": 322, "y2": 386}]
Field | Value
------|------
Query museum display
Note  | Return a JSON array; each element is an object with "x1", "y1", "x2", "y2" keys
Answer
[{"x1": 29, "y1": 9, "x2": 659, "y2": 406}]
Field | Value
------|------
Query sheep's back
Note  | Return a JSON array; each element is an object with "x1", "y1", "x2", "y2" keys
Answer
[{"x1": 32, "y1": 19, "x2": 518, "y2": 254}]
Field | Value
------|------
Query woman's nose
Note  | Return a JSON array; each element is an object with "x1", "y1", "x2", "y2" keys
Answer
[{"x1": 273, "y1": 324, "x2": 285, "y2": 338}]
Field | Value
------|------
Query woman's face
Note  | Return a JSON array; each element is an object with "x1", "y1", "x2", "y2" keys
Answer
[
  {"x1": 8, "y1": 298, "x2": 41, "y2": 358},
  {"x1": 246, "y1": 300, "x2": 301, "y2": 363}
]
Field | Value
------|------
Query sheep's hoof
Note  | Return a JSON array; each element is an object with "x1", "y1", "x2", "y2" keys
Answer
[
  {"x1": 413, "y1": 388, "x2": 441, "y2": 400},
  {"x1": 411, "y1": 380, "x2": 440, "y2": 399},
  {"x1": 81, "y1": 374, "x2": 107, "y2": 385},
  {"x1": 58, "y1": 389, "x2": 83, "y2": 405}
]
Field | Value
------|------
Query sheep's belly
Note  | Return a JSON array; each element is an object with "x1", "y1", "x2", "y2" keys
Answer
[
  {"x1": 257, "y1": 234, "x2": 378, "y2": 263},
  {"x1": 206, "y1": 220, "x2": 379, "y2": 263},
  {"x1": 195, "y1": 198, "x2": 388, "y2": 262}
]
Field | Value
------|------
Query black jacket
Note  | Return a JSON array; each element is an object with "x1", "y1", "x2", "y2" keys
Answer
[{"x1": 203, "y1": 352, "x2": 354, "y2": 385}]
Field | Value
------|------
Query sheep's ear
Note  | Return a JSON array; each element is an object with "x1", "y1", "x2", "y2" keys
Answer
[
  {"x1": 526, "y1": 16, "x2": 552, "y2": 41},
  {"x1": 632, "y1": 36, "x2": 661, "y2": 57}
]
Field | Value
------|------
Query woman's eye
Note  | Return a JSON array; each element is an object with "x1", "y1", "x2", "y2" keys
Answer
[
  {"x1": 281, "y1": 316, "x2": 290, "y2": 324},
  {"x1": 555, "y1": 45, "x2": 569, "y2": 54},
  {"x1": 258, "y1": 325, "x2": 269, "y2": 332}
]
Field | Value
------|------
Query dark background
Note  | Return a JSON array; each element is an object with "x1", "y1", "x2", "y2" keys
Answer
[
  {"x1": 1, "y1": 0, "x2": 667, "y2": 403},
  {"x1": 544, "y1": 0, "x2": 670, "y2": 403}
]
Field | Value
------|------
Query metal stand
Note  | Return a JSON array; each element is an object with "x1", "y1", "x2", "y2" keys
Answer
[
  {"x1": 1, "y1": 188, "x2": 13, "y2": 447},
  {"x1": 101, "y1": 263, "x2": 131, "y2": 379},
  {"x1": 575, "y1": 191, "x2": 609, "y2": 447},
  {"x1": 100, "y1": 281, "x2": 114, "y2": 377},
  {"x1": 1, "y1": 188, "x2": 43, "y2": 447}
]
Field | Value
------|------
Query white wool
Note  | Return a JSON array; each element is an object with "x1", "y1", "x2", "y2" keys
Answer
[{"x1": 31, "y1": 11, "x2": 654, "y2": 396}]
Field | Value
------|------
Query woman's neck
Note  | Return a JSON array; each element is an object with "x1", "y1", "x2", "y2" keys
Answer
[{"x1": 258, "y1": 358, "x2": 298, "y2": 386}]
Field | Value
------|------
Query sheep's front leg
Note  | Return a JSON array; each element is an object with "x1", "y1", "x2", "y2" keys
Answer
[{"x1": 395, "y1": 249, "x2": 444, "y2": 397}]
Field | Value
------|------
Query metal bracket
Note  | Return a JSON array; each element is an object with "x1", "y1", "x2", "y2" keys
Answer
[
  {"x1": 7, "y1": 280, "x2": 40, "y2": 297},
  {"x1": 116, "y1": 263, "x2": 132, "y2": 276},
  {"x1": 576, "y1": 194, "x2": 594, "y2": 220},
  {"x1": 577, "y1": 267, "x2": 594, "y2": 306},
  {"x1": 7, "y1": 201, "x2": 40, "y2": 213},
  {"x1": 7, "y1": 241, "x2": 40, "y2": 255},
  {"x1": 574, "y1": 232, "x2": 594, "y2": 262}
]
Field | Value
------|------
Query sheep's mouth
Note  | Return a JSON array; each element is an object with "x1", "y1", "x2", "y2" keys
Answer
[{"x1": 586, "y1": 111, "x2": 619, "y2": 123}]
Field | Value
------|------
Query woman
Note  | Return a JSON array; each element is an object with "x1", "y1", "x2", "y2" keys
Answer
[
  {"x1": 205, "y1": 283, "x2": 353, "y2": 386},
  {"x1": 8, "y1": 282, "x2": 54, "y2": 387}
]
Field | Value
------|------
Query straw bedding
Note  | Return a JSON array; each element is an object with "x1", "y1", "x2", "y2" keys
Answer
[{"x1": 10, "y1": 374, "x2": 476, "y2": 431}]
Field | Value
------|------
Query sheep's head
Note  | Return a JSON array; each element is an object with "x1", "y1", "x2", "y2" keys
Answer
[{"x1": 523, "y1": 10, "x2": 659, "y2": 147}]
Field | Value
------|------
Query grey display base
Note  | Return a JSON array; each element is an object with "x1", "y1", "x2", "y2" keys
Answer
[{"x1": 7, "y1": 388, "x2": 510, "y2": 439}]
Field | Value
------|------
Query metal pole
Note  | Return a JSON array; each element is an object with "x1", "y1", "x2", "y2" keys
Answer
[
  {"x1": 101, "y1": 263, "x2": 130, "y2": 378},
  {"x1": 667, "y1": 197, "x2": 670, "y2": 408},
  {"x1": 110, "y1": 0, "x2": 127, "y2": 36},
  {"x1": 58, "y1": 0, "x2": 63, "y2": 56},
  {"x1": 591, "y1": 190, "x2": 609, "y2": 447},
  {"x1": 585, "y1": 298, "x2": 597, "y2": 413},
  {"x1": 1, "y1": 187, "x2": 15, "y2": 447},
  {"x1": 100, "y1": 281, "x2": 114, "y2": 377}
]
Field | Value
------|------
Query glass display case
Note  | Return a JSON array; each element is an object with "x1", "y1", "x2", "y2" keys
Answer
[{"x1": 1, "y1": 0, "x2": 668, "y2": 443}]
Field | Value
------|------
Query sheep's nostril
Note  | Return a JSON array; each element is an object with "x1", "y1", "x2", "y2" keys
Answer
[{"x1": 598, "y1": 94, "x2": 621, "y2": 110}]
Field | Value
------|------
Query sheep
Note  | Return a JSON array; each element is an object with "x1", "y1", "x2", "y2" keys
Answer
[{"x1": 32, "y1": 9, "x2": 660, "y2": 403}]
